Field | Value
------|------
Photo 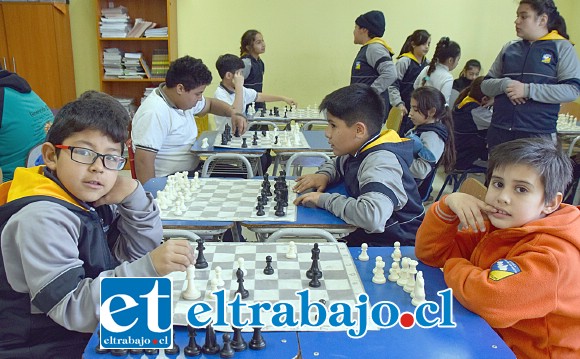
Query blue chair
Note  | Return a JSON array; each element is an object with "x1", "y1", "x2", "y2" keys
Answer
[{"x1": 434, "y1": 164, "x2": 487, "y2": 202}]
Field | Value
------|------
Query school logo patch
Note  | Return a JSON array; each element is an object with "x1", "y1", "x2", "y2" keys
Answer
[
  {"x1": 355, "y1": 61, "x2": 361, "y2": 70},
  {"x1": 489, "y1": 259, "x2": 521, "y2": 281},
  {"x1": 541, "y1": 53, "x2": 552, "y2": 64}
]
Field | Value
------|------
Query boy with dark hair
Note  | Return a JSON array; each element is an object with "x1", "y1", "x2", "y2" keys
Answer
[
  {"x1": 0, "y1": 92, "x2": 194, "y2": 358},
  {"x1": 416, "y1": 137, "x2": 580, "y2": 358},
  {"x1": 214, "y1": 53, "x2": 295, "y2": 132},
  {"x1": 132, "y1": 55, "x2": 248, "y2": 184},
  {"x1": 293, "y1": 83, "x2": 424, "y2": 246}
]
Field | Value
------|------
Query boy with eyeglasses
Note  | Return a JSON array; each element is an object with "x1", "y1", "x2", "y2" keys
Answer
[{"x1": 0, "y1": 92, "x2": 194, "y2": 358}]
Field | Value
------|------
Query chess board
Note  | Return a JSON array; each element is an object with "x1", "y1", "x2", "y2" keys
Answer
[
  {"x1": 214, "y1": 130, "x2": 310, "y2": 150},
  {"x1": 169, "y1": 242, "x2": 374, "y2": 332},
  {"x1": 158, "y1": 178, "x2": 297, "y2": 222}
]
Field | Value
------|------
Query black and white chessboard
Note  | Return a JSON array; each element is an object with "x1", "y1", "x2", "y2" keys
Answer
[
  {"x1": 158, "y1": 178, "x2": 297, "y2": 222},
  {"x1": 214, "y1": 130, "x2": 310, "y2": 150},
  {"x1": 169, "y1": 242, "x2": 369, "y2": 332}
]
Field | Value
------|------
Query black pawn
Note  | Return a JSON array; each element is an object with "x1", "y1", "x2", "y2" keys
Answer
[
  {"x1": 220, "y1": 333, "x2": 235, "y2": 358},
  {"x1": 110, "y1": 349, "x2": 128, "y2": 356},
  {"x1": 221, "y1": 133, "x2": 228, "y2": 145},
  {"x1": 164, "y1": 333, "x2": 180, "y2": 355},
  {"x1": 95, "y1": 329, "x2": 109, "y2": 354},
  {"x1": 256, "y1": 204, "x2": 265, "y2": 216},
  {"x1": 144, "y1": 348, "x2": 159, "y2": 355},
  {"x1": 261, "y1": 129, "x2": 267, "y2": 137},
  {"x1": 231, "y1": 327, "x2": 247, "y2": 352},
  {"x1": 252, "y1": 137, "x2": 258, "y2": 146},
  {"x1": 248, "y1": 328, "x2": 266, "y2": 350},
  {"x1": 263, "y1": 255, "x2": 274, "y2": 275},
  {"x1": 241, "y1": 137, "x2": 248, "y2": 148},
  {"x1": 235, "y1": 268, "x2": 249, "y2": 299},
  {"x1": 274, "y1": 135, "x2": 278, "y2": 144},
  {"x1": 184, "y1": 325, "x2": 201, "y2": 356},
  {"x1": 195, "y1": 239, "x2": 208, "y2": 269},
  {"x1": 274, "y1": 201, "x2": 285, "y2": 217},
  {"x1": 234, "y1": 127, "x2": 240, "y2": 137},
  {"x1": 269, "y1": 109, "x2": 273, "y2": 116},
  {"x1": 129, "y1": 348, "x2": 144, "y2": 355},
  {"x1": 309, "y1": 266, "x2": 321, "y2": 288},
  {"x1": 201, "y1": 323, "x2": 220, "y2": 355}
]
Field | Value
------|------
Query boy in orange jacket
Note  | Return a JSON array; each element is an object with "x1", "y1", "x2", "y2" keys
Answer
[{"x1": 416, "y1": 137, "x2": 580, "y2": 359}]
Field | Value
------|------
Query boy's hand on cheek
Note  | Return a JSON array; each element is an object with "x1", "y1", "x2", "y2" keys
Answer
[
  {"x1": 444, "y1": 193, "x2": 497, "y2": 233},
  {"x1": 93, "y1": 176, "x2": 138, "y2": 207}
]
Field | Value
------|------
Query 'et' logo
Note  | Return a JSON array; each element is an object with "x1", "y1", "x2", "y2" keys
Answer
[{"x1": 100, "y1": 277, "x2": 173, "y2": 349}]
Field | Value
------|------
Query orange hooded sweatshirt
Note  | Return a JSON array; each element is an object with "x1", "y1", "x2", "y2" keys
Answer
[{"x1": 416, "y1": 196, "x2": 580, "y2": 359}]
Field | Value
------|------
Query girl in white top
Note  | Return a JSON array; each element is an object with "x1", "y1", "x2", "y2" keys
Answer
[{"x1": 414, "y1": 37, "x2": 461, "y2": 104}]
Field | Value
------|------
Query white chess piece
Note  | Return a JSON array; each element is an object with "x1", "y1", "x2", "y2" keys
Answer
[
  {"x1": 201, "y1": 138, "x2": 209, "y2": 149},
  {"x1": 237, "y1": 257, "x2": 247, "y2": 276},
  {"x1": 214, "y1": 266, "x2": 225, "y2": 287},
  {"x1": 388, "y1": 262, "x2": 400, "y2": 282},
  {"x1": 358, "y1": 243, "x2": 369, "y2": 261},
  {"x1": 403, "y1": 260, "x2": 418, "y2": 293},
  {"x1": 372, "y1": 256, "x2": 384, "y2": 274},
  {"x1": 372, "y1": 260, "x2": 386, "y2": 284},
  {"x1": 391, "y1": 241, "x2": 401, "y2": 261},
  {"x1": 182, "y1": 265, "x2": 201, "y2": 300},
  {"x1": 411, "y1": 271, "x2": 427, "y2": 306},
  {"x1": 208, "y1": 277, "x2": 219, "y2": 300},
  {"x1": 286, "y1": 241, "x2": 297, "y2": 259},
  {"x1": 397, "y1": 257, "x2": 410, "y2": 286}
]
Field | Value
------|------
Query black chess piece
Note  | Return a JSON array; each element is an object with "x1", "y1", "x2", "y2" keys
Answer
[
  {"x1": 241, "y1": 137, "x2": 248, "y2": 148},
  {"x1": 252, "y1": 136, "x2": 258, "y2": 146},
  {"x1": 274, "y1": 198, "x2": 285, "y2": 217},
  {"x1": 261, "y1": 129, "x2": 267, "y2": 136},
  {"x1": 306, "y1": 243, "x2": 323, "y2": 279},
  {"x1": 195, "y1": 239, "x2": 208, "y2": 269},
  {"x1": 269, "y1": 109, "x2": 273, "y2": 116},
  {"x1": 309, "y1": 266, "x2": 321, "y2": 288},
  {"x1": 164, "y1": 333, "x2": 180, "y2": 355},
  {"x1": 129, "y1": 348, "x2": 144, "y2": 355},
  {"x1": 201, "y1": 323, "x2": 220, "y2": 354},
  {"x1": 274, "y1": 135, "x2": 278, "y2": 144},
  {"x1": 256, "y1": 204, "x2": 265, "y2": 216},
  {"x1": 235, "y1": 268, "x2": 250, "y2": 299},
  {"x1": 110, "y1": 348, "x2": 129, "y2": 356},
  {"x1": 144, "y1": 348, "x2": 159, "y2": 355},
  {"x1": 221, "y1": 133, "x2": 228, "y2": 145},
  {"x1": 231, "y1": 327, "x2": 248, "y2": 352},
  {"x1": 248, "y1": 328, "x2": 266, "y2": 350},
  {"x1": 95, "y1": 329, "x2": 109, "y2": 354},
  {"x1": 263, "y1": 255, "x2": 274, "y2": 275},
  {"x1": 220, "y1": 333, "x2": 235, "y2": 358},
  {"x1": 234, "y1": 127, "x2": 240, "y2": 137},
  {"x1": 184, "y1": 325, "x2": 202, "y2": 356}
]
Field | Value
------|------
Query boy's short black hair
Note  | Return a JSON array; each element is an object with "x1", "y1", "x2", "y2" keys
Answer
[
  {"x1": 216, "y1": 54, "x2": 245, "y2": 79},
  {"x1": 319, "y1": 83, "x2": 385, "y2": 135},
  {"x1": 47, "y1": 91, "x2": 129, "y2": 154},
  {"x1": 488, "y1": 138, "x2": 573, "y2": 202},
  {"x1": 166, "y1": 56, "x2": 212, "y2": 91}
]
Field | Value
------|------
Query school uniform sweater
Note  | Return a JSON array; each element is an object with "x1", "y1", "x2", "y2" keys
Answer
[
  {"x1": 241, "y1": 54, "x2": 265, "y2": 109},
  {"x1": 416, "y1": 197, "x2": 580, "y2": 359},
  {"x1": 316, "y1": 130, "x2": 424, "y2": 246},
  {"x1": 351, "y1": 38, "x2": 397, "y2": 115},
  {"x1": 0, "y1": 166, "x2": 162, "y2": 358},
  {"x1": 482, "y1": 31, "x2": 580, "y2": 134},
  {"x1": 388, "y1": 52, "x2": 429, "y2": 109},
  {"x1": 452, "y1": 96, "x2": 491, "y2": 170}
]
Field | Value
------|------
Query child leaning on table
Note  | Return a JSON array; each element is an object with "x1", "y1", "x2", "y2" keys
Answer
[
  {"x1": 293, "y1": 83, "x2": 424, "y2": 247},
  {"x1": 0, "y1": 92, "x2": 194, "y2": 359},
  {"x1": 415, "y1": 137, "x2": 580, "y2": 359}
]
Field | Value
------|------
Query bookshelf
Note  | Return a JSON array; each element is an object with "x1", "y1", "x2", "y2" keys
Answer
[{"x1": 96, "y1": 0, "x2": 177, "y2": 108}]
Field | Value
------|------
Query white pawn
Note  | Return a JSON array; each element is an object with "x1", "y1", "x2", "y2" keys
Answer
[
  {"x1": 237, "y1": 257, "x2": 247, "y2": 276},
  {"x1": 194, "y1": 171, "x2": 200, "y2": 184},
  {"x1": 388, "y1": 262, "x2": 400, "y2": 282},
  {"x1": 403, "y1": 261, "x2": 418, "y2": 293},
  {"x1": 201, "y1": 138, "x2": 209, "y2": 149},
  {"x1": 208, "y1": 277, "x2": 219, "y2": 300},
  {"x1": 286, "y1": 241, "x2": 297, "y2": 259},
  {"x1": 358, "y1": 243, "x2": 369, "y2": 261},
  {"x1": 372, "y1": 256, "x2": 384, "y2": 274},
  {"x1": 411, "y1": 271, "x2": 427, "y2": 306},
  {"x1": 182, "y1": 265, "x2": 201, "y2": 300},
  {"x1": 397, "y1": 257, "x2": 410, "y2": 287},
  {"x1": 372, "y1": 260, "x2": 386, "y2": 284},
  {"x1": 214, "y1": 266, "x2": 225, "y2": 287},
  {"x1": 391, "y1": 241, "x2": 401, "y2": 261}
]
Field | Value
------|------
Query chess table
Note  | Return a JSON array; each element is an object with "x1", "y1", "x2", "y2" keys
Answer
[{"x1": 83, "y1": 247, "x2": 515, "y2": 358}]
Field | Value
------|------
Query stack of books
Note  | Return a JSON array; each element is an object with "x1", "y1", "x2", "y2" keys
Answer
[
  {"x1": 114, "y1": 97, "x2": 135, "y2": 115},
  {"x1": 120, "y1": 52, "x2": 146, "y2": 79},
  {"x1": 145, "y1": 27, "x2": 168, "y2": 38},
  {"x1": 103, "y1": 48, "x2": 124, "y2": 78},
  {"x1": 151, "y1": 49, "x2": 169, "y2": 78},
  {"x1": 100, "y1": 6, "x2": 131, "y2": 38},
  {"x1": 126, "y1": 18, "x2": 157, "y2": 38}
]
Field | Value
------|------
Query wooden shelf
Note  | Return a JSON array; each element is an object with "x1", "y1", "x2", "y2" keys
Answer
[{"x1": 96, "y1": 0, "x2": 177, "y2": 106}]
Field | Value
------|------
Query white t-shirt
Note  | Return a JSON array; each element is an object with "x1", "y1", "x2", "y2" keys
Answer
[
  {"x1": 414, "y1": 63, "x2": 454, "y2": 105},
  {"x1": 131, "y1": 86, "x2": 206, "y2": 177},
  {"x1": 213, "y1": 84, "x2": 258, "y2": 132}
]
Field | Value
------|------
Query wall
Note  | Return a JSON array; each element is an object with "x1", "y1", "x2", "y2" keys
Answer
[{"x1": 71, "y1": 0, "x2": 578, "y2": 106}]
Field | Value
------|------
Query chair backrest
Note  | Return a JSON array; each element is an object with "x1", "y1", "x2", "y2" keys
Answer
[
  {"x1": 26, "y1": 143, "x2": 43, "y2": 167},
  {"x1": 162, "y1": 229, "x2": 201, "y2": 242},
  {"x1": 201, "y1": 153, "x2": 254, "y2": 179},
  {"x1": 301, "y1": 120, "x2": 327, "y2": 131},
  {"x1": 458, "y1": 177, "x2": 487, "y2": 201},
  {"x1": 285, "y1": 152, "x2": 331, "y2": 176},
  {"x1": 385, "y1": 107, "x2": 403, "y2": 133},
  {"x1": 265, "y1": 228, "x2": 337, "y2": 243},
  {"x1": 559, "y1": 102, "x2": 580, "y2": 118}
]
